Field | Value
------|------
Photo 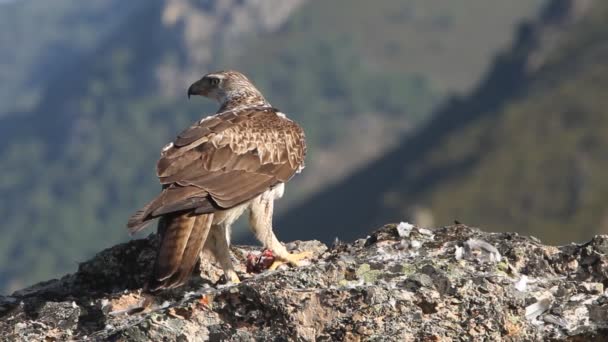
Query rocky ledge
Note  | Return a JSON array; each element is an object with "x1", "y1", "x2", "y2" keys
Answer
[{"x1": 1, "y1": 223, "x2": 608, "y2": 341}]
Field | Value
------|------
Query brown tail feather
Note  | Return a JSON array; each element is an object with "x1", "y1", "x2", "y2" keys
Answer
[
  {"x1": 148, "y1": 213, "x2": 214, "y2": 291},
  {"x1": 154, "y1": 213, "x2": 196, "y2": 282},
  {"x1": 165, "y1": 214, "x2": 214, "y2": 287}
]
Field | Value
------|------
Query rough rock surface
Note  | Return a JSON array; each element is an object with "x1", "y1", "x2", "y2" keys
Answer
[{"x1": 2, "y1": 224, "x2": 608, "y2": 341}]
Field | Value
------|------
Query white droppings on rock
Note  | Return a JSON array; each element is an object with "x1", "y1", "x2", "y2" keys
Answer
[
  {"x1": 410, "y1": 240, "x2": 422, "y2": 249},
  {"x1": 418, "y1": 228, "x2": 434, "y2": 237},
  {"x1": 566, "y1": 305, "x2": 591, "y2": 329},
  {"x1": 569, "y1": 293, "x2": 587, "y2": 302},
  {"x1": 455, "y1": 246, "x2": 464, "y2": 260},
  {"x1": 397, "y1": 222, "x2": 414, "y2": 238},
  {"x1": 515, "y1": 275, "x2": 529, "y2": 292}
]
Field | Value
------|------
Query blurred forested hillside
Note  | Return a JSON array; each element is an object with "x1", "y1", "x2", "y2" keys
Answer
[
  {"x1": 0, "y1": 0, "x2": 146, "y2": 115},
  {"x1": 279, "y1": 0, "x2": 607, "y2": 246},
  {"x1": 0, "y1": 0, "x2": 545, "y2": 292}
]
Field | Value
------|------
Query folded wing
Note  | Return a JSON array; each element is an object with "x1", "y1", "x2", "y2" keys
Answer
[{"x1": 127, "y1": 106, "x2": 306, "y2": 234}]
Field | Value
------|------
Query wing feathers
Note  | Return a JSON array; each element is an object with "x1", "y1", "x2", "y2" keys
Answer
[
  {"x1": 213, "y1": 176, "x2": 276, "y2": 207},
  {"x1": 160, "y1": 159, "x2": 203, "y2": 184},
  {"x1": 126, "y1": 186, "x2": 209, "y2": 232},
  {"x1": 129, "y1": 106, "x2": 305, "y2": 229},
  {"x1": 206, "y1": 146, "x2": 234, "y2": 171},
  {"x1": 174, "y1": 127, "x2": 211, "y2": 147},
  {"x1": 210, "y1": 120, "x2": 234, "y2": 132},
  {"x1": 158, "y1": 151, "x2": 201, "y2": 179},
  {"x1": 222, "y1": 151, "x2": 259, "y2": 171},
  {"x1": 173, "y1": 109, "x2": 241, "y2": 148},
  {"x1": 150, "y1": 196, "x2": 208, "y2": 217},
  {"x1": 126, "y1": 207, "x2": 154, "y2": 234}
]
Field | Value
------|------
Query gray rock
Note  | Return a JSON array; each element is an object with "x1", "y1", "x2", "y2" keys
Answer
[{"x1": 1, "y1": 224, "x2": 608, "y2": 341}]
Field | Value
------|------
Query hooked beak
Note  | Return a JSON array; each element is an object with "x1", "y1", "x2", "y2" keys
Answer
[
  {"x1": 187, "y1": 83, "x2": 196, "y2": 99},
  {"x1": 187, "y1": 79, "x2": 205, "y2": 99}
]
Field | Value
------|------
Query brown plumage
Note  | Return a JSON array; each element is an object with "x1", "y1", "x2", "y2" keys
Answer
[{"x1": 127, "y1": 70, "x2": 307, "y2": 291}]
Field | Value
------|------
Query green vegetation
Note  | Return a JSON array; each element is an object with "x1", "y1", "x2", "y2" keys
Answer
[
  {"x1": 235, "y1": 33, "x2": 435, "y2": 148},
  {"x1": 414, "y1": 2, "x2": 608, "y2": 242},
  {"x1": 267, "y1": 0, "x2": 546, "y2": 93},
  {"x1": 277, "y1": 0, "x2": 608, "y2": 247},
  {"x1": 0, "y1": 0, "x2": 144, "y2": 115},
  {"x1": 231, "y1": 0, "x2": 546, "y2": 204}
]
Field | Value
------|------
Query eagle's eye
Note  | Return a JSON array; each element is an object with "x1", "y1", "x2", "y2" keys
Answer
[{"x1": 209, "y1": 77, "x2": 220, "y2": 86}]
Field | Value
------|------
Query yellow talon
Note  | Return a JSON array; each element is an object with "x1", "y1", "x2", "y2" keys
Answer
[
  {"x1": 227, "y1": 271, "x2": 241, "y2": 284},
  {"x1": 269, "y1": 250, "x2": 313, "y2": 270}
]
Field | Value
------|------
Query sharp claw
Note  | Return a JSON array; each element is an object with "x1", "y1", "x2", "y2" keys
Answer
[
  {"x1": 269, "y1": 250, "x2": 313, "y2": 270},
  {"x1": 226, "y1": 271, "x2": 241, "y2": 284}
]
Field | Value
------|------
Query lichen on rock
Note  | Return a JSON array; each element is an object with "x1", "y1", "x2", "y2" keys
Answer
[{"x1": 1, "y1": 223, "x2": 608, "y2": 341}]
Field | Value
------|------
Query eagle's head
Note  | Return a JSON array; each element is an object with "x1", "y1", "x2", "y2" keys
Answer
[{"x1": 187, "y1": 70, "x2": 266, "y2": 107}]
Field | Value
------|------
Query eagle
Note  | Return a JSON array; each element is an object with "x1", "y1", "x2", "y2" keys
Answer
[{"x1": 127, "y1": 70, "x2": 309, "y2": 291}]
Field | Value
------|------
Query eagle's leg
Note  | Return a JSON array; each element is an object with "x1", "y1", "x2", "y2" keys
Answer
[
  {"x1": 249, "y1": 194, "x2": 312, "y2": 269},
  {"x1": 204, "y1": 224, "x2": 240, "y2": 283}
]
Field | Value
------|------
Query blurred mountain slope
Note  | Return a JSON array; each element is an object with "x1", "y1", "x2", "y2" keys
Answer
[
  {"x1": 0, "y1": 0, "x2": 145, "y2": 115},
  {"x1": 230, "y1": 0, "x2": 547, "y2": 204},
  {"x1": 277, "y1": 0, "x2": 604, "y2": 245},
  {"x1": 0, "y1": 0, "x2": 311, "y2": 293},
  {"x1": 0, "y1": 0, "x2": 544, "y2": 292},
  {"x1": 249, "y1": 0, "x2": 546, "y2": 95}
]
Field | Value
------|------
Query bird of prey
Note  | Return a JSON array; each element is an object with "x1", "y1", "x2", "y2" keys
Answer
[{"x1": 127, "y1": 70, "x2": 310, "y2": 291}]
